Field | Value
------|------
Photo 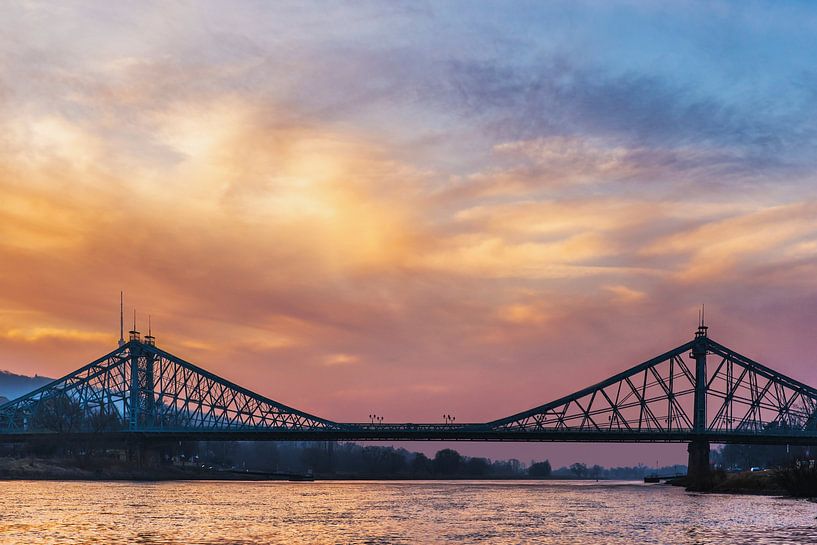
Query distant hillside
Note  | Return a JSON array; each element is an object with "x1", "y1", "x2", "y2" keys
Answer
[{"x1": 0, "y1": 370, "x2": 53, "y2": 402}]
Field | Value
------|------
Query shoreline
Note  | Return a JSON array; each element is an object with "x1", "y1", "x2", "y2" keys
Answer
[
  {"x1": 0, "y1": 458, "x2": 805, "y2": 499},
  {"x1": 666, "y1": 472, "x2": 789, "y2": 497},
  {"x1": 0, "y1": 471, "x2": 627, "y2": 482},
  {"x1": 0, "y1": 456, "x2": 623, "y2": 482}
]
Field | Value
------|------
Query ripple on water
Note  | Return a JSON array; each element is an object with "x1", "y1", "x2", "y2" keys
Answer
[{"x1": 0, "y1": 480, "x2": 815, "y2": 544}]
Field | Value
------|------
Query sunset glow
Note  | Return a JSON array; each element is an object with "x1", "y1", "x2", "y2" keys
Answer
[{"x1": 3, "y1": 2, "x2": 817, "y2": 466}]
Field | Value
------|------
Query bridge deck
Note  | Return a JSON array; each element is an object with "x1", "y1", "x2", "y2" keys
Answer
[{"x1": 1, "y1": 429, "x2": 817, "y2": 445}]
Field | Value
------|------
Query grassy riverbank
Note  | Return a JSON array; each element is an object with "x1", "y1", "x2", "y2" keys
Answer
[{"x1": 668, "y1": 469, "x2": 787, "y2": 496}]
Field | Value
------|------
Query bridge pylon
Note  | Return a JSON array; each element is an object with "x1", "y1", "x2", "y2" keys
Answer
[{"x1": 688, "y1": 320, "x2": 711, "y2": 489}]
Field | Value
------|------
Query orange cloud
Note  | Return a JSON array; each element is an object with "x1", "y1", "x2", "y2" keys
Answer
[
  {"x1": 323, "y1": 353, "x2": 361, "y2": 366},
  {"x1": 605, "y1": 285, "x2": 647, "y2": 303},
  {"x1": 644, "y1": 202, "x2": 817, "y2": 282},
  {"x1": 0, "y1": 327, "x2": 109, "y2": 343},
  {"x1": 497, "y1": 303, "x2": 549, "y2": 325}
]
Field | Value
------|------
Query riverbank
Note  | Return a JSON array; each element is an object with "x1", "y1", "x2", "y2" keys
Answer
[
  {"x1": 0, "y1": 454, "x2": 610, "y2": 482},
  {"x1": 0, "y1": 461, "x2": 604, "y2": 481},
  {"x1": 0, "y1": 457, "x2": 572, "y2": 481},
  {"x1": 667, "y1": 470, "x2": 787, "y2": 496},
  {"x1": 0, "y1": 457, "x2": 310, "y2": 481},
  {"x1": 0, "y1": 457, "x2": 803, "y2": 498}
]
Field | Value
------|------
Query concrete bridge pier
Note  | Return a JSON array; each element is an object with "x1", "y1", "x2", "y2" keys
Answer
[
  {"x1": 686, "y1": 439, "x2": 711, "y2": 490},
  {"x1": 127, "y1": 439, "x2": 167, "y2": 468}
]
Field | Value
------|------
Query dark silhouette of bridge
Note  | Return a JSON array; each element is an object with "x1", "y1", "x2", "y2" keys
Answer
[{"x1": 2, "y1": 321, "x2": 817, "y2": 485}]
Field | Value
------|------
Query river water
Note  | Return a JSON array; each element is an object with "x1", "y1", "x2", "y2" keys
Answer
[{"x1": 0, "y1": 480, "x2": 814, "y2": 544}]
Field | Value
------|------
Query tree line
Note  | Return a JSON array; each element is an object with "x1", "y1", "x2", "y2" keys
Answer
[{"x1": 193, "y1": 441, "x2": 547, "y2": 478}]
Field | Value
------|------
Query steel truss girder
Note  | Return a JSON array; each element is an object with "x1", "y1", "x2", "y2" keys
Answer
[
  {"x1": 2, "y1": 335, "x2": 817, "y2": 443},
  {"x1": 483, "y1": 337, "x2": 817, "y2": 441},
  {"x1": 0, "y1": 341, "x2": 338, "y2": 434}
]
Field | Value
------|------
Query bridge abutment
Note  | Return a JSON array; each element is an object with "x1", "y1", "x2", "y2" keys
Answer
[{"x1": 686, "y1": 439, "x2": 711, "y2": 490}]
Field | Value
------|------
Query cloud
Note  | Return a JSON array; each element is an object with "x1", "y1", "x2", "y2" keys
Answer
[
  {"x1": 2, "y1": 1, "x2": 817, "y2": 457},
  {"x1": 323, "y1": 353, "x2": 361, "y2": 366},
  {"x1": 605, "y1": 285, "x2": 647, "y2": 303},
  {"x1": 0, "y1": 327, "x2": 109, "y2": 344},
  {"x1": 497, "y1": 304, "x2": 549, "y2": 325},
  {"x1": 440, "y1": 56, "x2": 796, "y2": 153},
  {"x1": 644, "y1": 202, "x2": 817, "y2": 282}
]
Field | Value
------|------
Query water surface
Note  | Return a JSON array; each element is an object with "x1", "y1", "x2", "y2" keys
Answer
[{"x1": 0, "y1": 480, "x2": 814, "y2": 544}]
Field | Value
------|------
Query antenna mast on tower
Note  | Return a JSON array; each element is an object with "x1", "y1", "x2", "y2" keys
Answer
[
  {"x1": 129, "y1": 308, "x2": 140, "y2": 342},
  {"x1": 118, "y1": 291, "x2": 125, "y2": 347},
  {"x1": 695, "y1": 304, "x2": 708, "y2": 338},
  {"x1": 145, "y1": 314, "x2": 156, "y2": 346}
]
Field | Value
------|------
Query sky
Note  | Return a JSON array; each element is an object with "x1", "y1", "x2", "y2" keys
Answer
[{"x1": 3, "y1": 1, "x2": 817, "y2": 467}]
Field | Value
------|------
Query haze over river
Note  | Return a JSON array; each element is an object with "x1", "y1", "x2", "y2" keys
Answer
[{"x1": 0, "y1": 480, "x2": 814, "y2": 544}]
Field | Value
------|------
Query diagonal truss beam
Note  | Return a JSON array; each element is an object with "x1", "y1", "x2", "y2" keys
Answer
[
  {"x1": 484, "y1": 341, "x2": 695, "y2": 432},
  {"x1": 2, "y1": 331, "x2": 817, "y2": 443},
  {"x1": 483, "y1": 336, "x2": 817, "y2": 439},
  {"x1": 0, "y1": 341, "x2": 339, "y2": 434}
]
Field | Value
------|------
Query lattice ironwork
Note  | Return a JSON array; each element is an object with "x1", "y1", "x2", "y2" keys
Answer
[
  {"x1": 704, "y1": 339, "x2": 817, "y2": 436},
  {"x1": 0, "y1": 341, "x2": 337, "y2": 434},
  {"x1": 2, "y1": 327, "x2": 817, "y2": 443},
  {"x1": 486, "y1": 332, "x2": 817, "y2": 440},
  {"x1": 486, "y1": 341, "x2": 698, "y2": 435}
]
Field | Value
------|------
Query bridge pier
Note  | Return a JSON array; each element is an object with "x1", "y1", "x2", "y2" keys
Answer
[
  {"x1": 127, "y1": 439, "x2": 168, "y2": 468},
  {"x1": 686, "y1": 439, "x2": 711, "y2": 490}
]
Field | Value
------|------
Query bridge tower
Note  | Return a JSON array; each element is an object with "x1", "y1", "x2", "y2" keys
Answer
[
  {"x1": 687, "y1": 314, "x2": 710, "y2": 489},
  {"x1": 128, "y1": 321, "x2": 142, "y2": 430},
  {"x1": 127, "y1": 317, "x2": 155, "y2": 431}
]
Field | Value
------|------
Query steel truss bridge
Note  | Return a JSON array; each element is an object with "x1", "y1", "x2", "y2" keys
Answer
[{"x1": 2, "y1": 324, "x2": 817, "y2": 463}]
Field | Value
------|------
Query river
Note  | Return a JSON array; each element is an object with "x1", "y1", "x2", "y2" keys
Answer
[{"x1": 0, "y1": 480, "x2": 814, "y2": 544}]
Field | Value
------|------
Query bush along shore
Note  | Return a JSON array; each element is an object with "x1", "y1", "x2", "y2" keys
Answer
[
  {"x1": 668, "y1": 464, "x2": 817, "y2": 497},
  {"x1": 0, "y1": 441, "x2": 677, "y2": 481}
]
